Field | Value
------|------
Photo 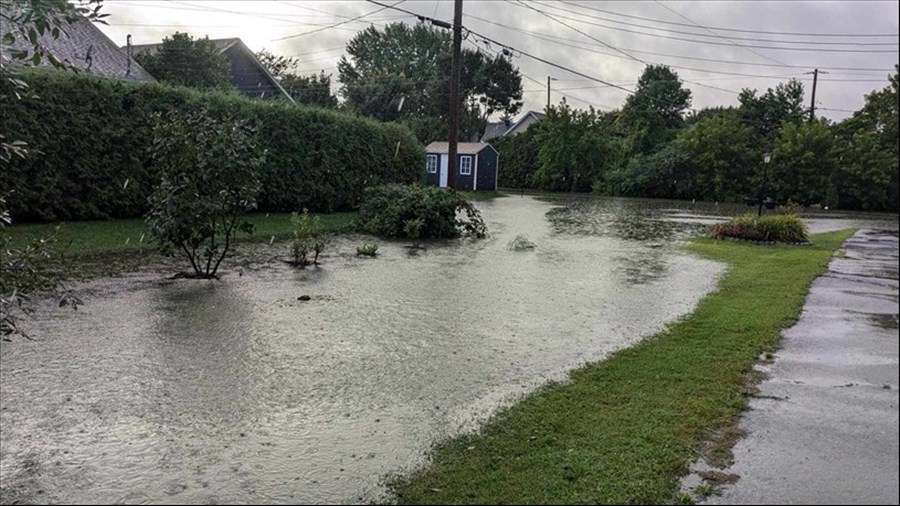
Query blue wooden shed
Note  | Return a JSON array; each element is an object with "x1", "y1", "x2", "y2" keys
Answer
[{"x1": 424, "y1": 142, "x2": 499, "y2": 191}]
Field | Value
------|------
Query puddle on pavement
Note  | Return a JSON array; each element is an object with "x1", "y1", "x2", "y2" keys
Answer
[{"x1": 1, "y1": 195, "x2": 896, "y2": 504}]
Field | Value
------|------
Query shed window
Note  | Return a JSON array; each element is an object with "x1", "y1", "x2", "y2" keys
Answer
[
  {"x1": 460, "y1": 155, "x2": 473, "y2": 176},
  {"x1": 426, "y1": 154, "x2": 438, "y2": 174}
]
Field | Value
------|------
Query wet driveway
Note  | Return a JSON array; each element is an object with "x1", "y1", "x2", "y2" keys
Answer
[{"x1": 1, "y1": 196, "x2": 895, "y2": 504}]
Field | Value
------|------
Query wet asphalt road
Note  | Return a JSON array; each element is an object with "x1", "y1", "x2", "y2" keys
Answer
[{"x1": 703, "y1": 229, "x2": 900, "y2": 505}]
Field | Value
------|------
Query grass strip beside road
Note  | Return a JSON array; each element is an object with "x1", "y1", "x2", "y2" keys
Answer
[{"x1": 389, "y1": 230, "x2": 853, "y2": 505}]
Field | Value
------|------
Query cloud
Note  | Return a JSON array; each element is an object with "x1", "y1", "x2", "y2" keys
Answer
[{"x1": 98, "y1": 0, "x2": 898, "y2": 121}]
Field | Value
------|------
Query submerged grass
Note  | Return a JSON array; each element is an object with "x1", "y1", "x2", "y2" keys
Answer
[
  {"x1": 388, "y1": 230, "x2": 853, "y2": 505},
  {"x1": 458, "y1": 190, "x2": 506, "y2": 201},
  {"x1": 5, "y1": 212, "x2": 358, "y2": 255},
  {"x1": 4, "y1": 212, "x2": 358, "y2": 279}
]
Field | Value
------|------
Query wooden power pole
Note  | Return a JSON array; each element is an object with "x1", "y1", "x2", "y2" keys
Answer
[
  {"x1": 447, "y1": 0, "x2": 463, "y2": 190},
  {"x1": 805, "y1": 69, "x2": 827, "y2": 122}
]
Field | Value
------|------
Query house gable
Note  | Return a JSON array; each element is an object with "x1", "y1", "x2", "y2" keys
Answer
[{"x1": 128, "y1": 37, "x2": 293, "y2": 102}]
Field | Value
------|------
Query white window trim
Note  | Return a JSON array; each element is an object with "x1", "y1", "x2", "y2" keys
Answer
[
  {"x1": 426, "y1": 154, "x2": 438, "y2": 174},
  {"x1": 460, "y1": 155, "x2": 473, "y2": 176}
]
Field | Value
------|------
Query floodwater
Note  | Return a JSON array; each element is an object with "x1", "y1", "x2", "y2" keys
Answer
[{"x1": 1, "y1": 196, "x2": 895, "y2": 504}]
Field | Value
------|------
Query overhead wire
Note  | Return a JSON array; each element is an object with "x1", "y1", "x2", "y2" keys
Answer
[
  {"x1": 554, "y1": 0, "x2": 899, "y2": 38},
  {"x1": 505, "y1": 1, "x2": 899, "y2": 53},
  {"x1": 273, "y1": 0, "x2": 407, "y2": 41},
  {"x1": 463, "y1": 13, "x2": 895, "y2": 73}
]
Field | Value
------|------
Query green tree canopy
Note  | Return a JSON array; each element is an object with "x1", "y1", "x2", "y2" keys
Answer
[
  {"x1": 832, "y1": 66, "x2": 899, "y2": 211},
  {"x1": 134, "y1": 32, "x2": 232, "y2": 90},
  {"x1": 738, "y1": 79, "x2": 806, "y2": 147},
  {"x1": 337, "y1": 22, "x2": 523, "y2": 142},
  {"x1": 533, "y1": 101, "x2": 620, "y2": 192},
  {"x1": 769, "y1": 120, "x2": 835, "y2": 206},
  {"x1": 256, "y1": 49, "x2": 338, "y2": 108},
  {"x1": 619, "y1": 65, "x2": 692, "y2": 156},
  {"x1": 673, "y1": 112, "x2": 759, "y2": 202}
]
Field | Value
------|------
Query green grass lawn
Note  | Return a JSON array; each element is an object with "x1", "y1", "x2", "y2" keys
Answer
[
  {"x1": 5, "y1": 212, "x2": 357, "y2": 255},
  {"x1": 388, "y1": 230, "x2": 853, "y2": 505}
]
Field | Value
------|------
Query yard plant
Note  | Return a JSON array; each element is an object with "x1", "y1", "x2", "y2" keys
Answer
[
  {"x1": 710, "y1": 213, "x2": 809, "y2": 243},
  {"x1": 0, "y1": 69, "x2": 423, "y2": 222},
  {"x1": 290, "y1": 209, "x2": 329, "y2": 267},
  {"x1": 146, "y1": 110, "x2": 265, "y2": 278},
  {"x1": 359, "y1": 184, "x2": 486, "y2": 240}
]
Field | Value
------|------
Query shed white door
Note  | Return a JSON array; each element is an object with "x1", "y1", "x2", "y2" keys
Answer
[{"x1": 439, "y1": 154, "x2": 449, "y2": 187}]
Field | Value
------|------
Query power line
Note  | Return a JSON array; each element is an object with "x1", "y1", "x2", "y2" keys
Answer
[
  {"x1": 649, "y1": 0, "x2": 791, "y2": 68},
  {"x1": 510, "y1": 1, "x2": 742, "y2": 96},
  {"x1": 273, "y1": 0, "x2": 407, "y2": 41},
  {"x1": 555, "y1": 0, "x2": 900, "y2": 38},
  {"x1": 506, "y1": 1, "x2": 899, "y2": 53},
  {"x1": 510, "y1": 0, "x2": 645, "y2": 64},
  {"x1": 464, "y1": 15, "x2": 893, "y2": 83},
  {"x1": 525, "y1": 0, "x2": 898, "y2": 46},
  {"x1": 463, "y1": 13, "x2": 895, "y2": 73}
]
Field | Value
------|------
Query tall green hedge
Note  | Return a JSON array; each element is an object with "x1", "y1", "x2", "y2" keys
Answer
[{"x1": 0, "y1": 70, "x2": 424, "y2": 222}]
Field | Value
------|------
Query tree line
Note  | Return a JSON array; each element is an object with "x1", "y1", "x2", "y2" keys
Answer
[
  {"x1": 497, "y1": 65, "x2": 898, "y2": 212},
  {"x1": 146, "y1": 24, "x2": 897, "y2": 212}
]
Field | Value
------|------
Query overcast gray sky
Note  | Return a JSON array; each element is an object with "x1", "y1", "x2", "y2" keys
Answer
[{"x1": 97, "y1": 0, "x2": 899, "y2": 121}]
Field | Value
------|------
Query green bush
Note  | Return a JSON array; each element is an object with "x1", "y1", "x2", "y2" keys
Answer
[
  {"x1": 494, "y1": 126, "x2": 540, "y2": 189},
  {"x1": 290, "y1": 209, "x2": 329, "y2": 267},
  {"x1": 358, "y1": 184, "x2": 486, "y2": 240},
  {"x1": 0, "y1": 69, "x2": 424, "y2": 222},
  {"x1": 356, "y1": 243, "x2": 379, "y2": 257},
  {"x1": 146, "y1": 110, "x2": 265, "y2": 278},
  {"x1": 710, "y1": 213, "x2": 809, "y2": 243}
]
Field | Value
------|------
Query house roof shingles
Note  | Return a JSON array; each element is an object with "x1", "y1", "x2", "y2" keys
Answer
[{"x1": 2, "y1": 12, "x2": 156, "y2": 83}]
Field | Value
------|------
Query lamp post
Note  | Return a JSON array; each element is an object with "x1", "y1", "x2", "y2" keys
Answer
[{"x1": 757, "y1": 152, "x2": 771, "y2": 217}]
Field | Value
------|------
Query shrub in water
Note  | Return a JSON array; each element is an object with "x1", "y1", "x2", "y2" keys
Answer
[
  {"x1": 358, "y1": 184, "x2": 487, "y2": 240},
  {"x1": 710, "y1": 213, "x2": 809, "y2": 243},
  {"x1": 146, "y1": 110, "x2": 265, "y2": 278},
  {"x1": 356, "y1": 243, "x2": 379, "y2": 257},
  {"x1": 290, "y1": 209, "x2": 329, "y2": 267},
  {"x1": 507, "y1": 234, "x2": 537, "y2": 251}
]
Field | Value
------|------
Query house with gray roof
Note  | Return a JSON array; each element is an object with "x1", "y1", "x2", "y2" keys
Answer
[
  {"x1": 1, "y1": 11, "x2": 155, "y2": 83},
  {"x1": 480, "y1": 110, "x2": 546, "y2": 142},
  {"x1": 129, "y1": 37, "x2": 293, "y2": 102}
]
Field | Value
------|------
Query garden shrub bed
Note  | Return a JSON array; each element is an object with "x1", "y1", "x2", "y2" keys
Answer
[
  {"x1": 1, "y1": 70, "x2": 424, "y2": 222},
  {"x1": 358, "y1": 184, "x2": 486, "y2": 240},
  {"x1": 711, "y1": 213, "x2": 810, "y2": 244}
]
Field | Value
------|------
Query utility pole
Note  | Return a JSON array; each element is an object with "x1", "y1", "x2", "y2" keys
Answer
[
  {"x1": 546, "y1": 76, "x2": 557, "y2": 110},
  {"x1": 447, "y1": 0, "x2": 463, "y2": 190},
  {"x1": 805, "y1": 69, "x2": 827, "y2": 122}
]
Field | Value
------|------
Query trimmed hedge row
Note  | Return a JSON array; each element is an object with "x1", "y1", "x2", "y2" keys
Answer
[{"x1": 1, "y1": 70, "x2": 425, "y2": 222}]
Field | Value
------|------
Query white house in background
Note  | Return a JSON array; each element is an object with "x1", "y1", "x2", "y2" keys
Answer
[{"x1": 480, "y1": 110, "x2": 546, "y2": 142}]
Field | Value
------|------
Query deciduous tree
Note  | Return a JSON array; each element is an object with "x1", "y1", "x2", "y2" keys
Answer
[{"x1": 134, "y1": 32, "x2": 232, "y2": 90}]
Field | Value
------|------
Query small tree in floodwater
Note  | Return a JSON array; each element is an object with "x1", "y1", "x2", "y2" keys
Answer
[
  {"x1": 289, "y1": 209, "x2": 329, "y2": 267},
  {"x1": 146, "y1": 111, "x2": 266, "y2": 278}
]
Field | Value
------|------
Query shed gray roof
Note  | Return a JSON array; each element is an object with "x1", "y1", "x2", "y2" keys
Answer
[
  {"x1": 1, "y1": 11, "x2": 156, "y2": 83},
  {"x1": 426, "y1": 142, "x2": 496, "y2": 155}
]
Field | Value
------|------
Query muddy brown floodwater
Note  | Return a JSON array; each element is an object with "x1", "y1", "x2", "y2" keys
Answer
[{"x1": 1, "y1": 196, "x2": 896, "y2": 504}]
